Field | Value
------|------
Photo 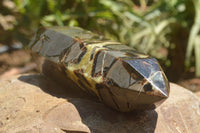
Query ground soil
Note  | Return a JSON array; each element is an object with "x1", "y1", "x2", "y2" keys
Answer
[{"x1": 0, "y1": 50, "x2": 40, "y2": 78}]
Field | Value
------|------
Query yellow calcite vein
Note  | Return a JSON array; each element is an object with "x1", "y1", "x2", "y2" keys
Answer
[{"x1": 65, "y1": 41, "x2": 120, "y2": 96}]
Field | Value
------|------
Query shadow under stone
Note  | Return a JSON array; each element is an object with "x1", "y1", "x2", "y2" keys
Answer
[{"x1": 18, "y1": 59, "x2": 158, "y2": 133}]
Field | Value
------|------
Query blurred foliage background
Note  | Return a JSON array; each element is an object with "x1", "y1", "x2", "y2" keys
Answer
[{"x1": 0, "y1": 0, "x2": 200, "y2": 82}]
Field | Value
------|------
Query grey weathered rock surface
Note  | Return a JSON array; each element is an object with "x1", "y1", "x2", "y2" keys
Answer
[{"x1": 0, "y1": 74, "x2": 200, "y2": 133}]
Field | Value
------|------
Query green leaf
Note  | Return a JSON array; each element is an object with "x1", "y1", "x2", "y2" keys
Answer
[
  {"x1": 186, "y1": 0, "x2": 200, "y2": 67},
  {"x1": 195, "y1": 36, "x2": 200, "y2": 76}
]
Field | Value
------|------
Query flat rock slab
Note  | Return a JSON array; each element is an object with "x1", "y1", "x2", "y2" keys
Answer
[{"x1": 0, "y1": 74, "x2": 200, "y2": 133}]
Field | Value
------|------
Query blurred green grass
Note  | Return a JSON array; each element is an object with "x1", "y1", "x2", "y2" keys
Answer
[{"x1": 1, "y1": 0, "x2": 200, "y2": 80}]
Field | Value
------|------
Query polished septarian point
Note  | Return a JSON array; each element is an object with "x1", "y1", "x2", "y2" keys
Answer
[
  {"x1": 29, "y1": 26, "x2": 170, "y2": 112},
  {"x1": 125, "y1": 58, "x2": 169, "y2": 97}
]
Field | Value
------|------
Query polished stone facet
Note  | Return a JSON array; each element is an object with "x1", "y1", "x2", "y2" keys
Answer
[{"x1": 29, "y1": 26, "x2": 170, "y2": 112}]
